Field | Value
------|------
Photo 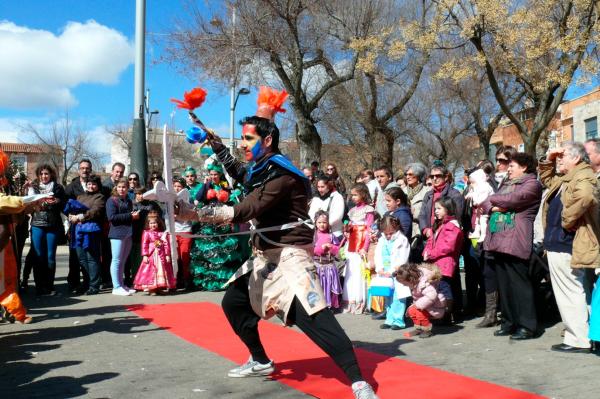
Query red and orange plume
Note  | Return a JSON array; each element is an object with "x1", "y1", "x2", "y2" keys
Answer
[
  {"x1": 256, "y1": 86, "x2": 288, "y2": 120},
  {"x1": 170, "y1": 87, "x2": 207, "y2": 110},
  {"x1": 0, "y1": 149, "x2": 9, "y2": 187}
]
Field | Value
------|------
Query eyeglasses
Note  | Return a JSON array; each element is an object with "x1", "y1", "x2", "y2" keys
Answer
[
  {"x1": 429, "y1": 174, "x2": 444, "y2": 179},
  {"x1": 405, "y1": 173, "x2": 415, "y2": 177},
  {"x1": 496, "y1": 158, "x2": 509, "y2": 164},
  {"x1": 128, "y1": 177, "x2": 138, "y2": 181}
]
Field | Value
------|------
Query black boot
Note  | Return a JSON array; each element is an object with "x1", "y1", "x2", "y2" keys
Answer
[{"x1": 476, "y1": 291, "x2": 498, "y2": 328}]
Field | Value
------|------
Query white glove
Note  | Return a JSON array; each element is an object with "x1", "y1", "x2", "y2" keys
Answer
[
  {"x1": 595, "y1": 268, "x2": 600, "y2": 276},
  {"x1": 196, "y1": 206, "x2": 234, "y2": 224}
]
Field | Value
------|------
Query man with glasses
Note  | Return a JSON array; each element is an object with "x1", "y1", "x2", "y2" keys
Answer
[{"x1": 65, "y1": 159, "x2": 94, "y2": 294}]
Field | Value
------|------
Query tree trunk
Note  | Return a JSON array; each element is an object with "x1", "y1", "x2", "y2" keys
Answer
[
  {"x1": 523, "y1": 133, "x2": 536, "y2": 156},
  {"x1": 295, "y1": 117, "x2": 322, "y2": 168},
  {"x1": 366, "y1": 126, "x2": 394, "y2": 169}
]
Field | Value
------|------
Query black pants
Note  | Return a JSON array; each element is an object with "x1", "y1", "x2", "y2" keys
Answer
[
  {"x1": 442, "y1": 271, "x2": 463, "y2": 317},
  {"x1": 222, "y1": 274, "x2": 363, "y2": 383},
  {"x1": 493, "y1": 252, "x2": 537, "y2": 332},
  {"x1": 482, "y1": 251, "x2": 498, "y2": 294},
  {"x1": 463, "y1": 243, "x2": 484, "y2": 312}
]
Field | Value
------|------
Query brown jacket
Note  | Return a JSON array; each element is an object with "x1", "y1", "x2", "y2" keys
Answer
[{"x1": 539, "y1": 160, "x2": 600, "y2": 268}]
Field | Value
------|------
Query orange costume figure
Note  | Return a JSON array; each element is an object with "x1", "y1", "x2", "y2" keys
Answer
[{"x1": 0, "y1": 149, "x2": 33, "y2": 323}]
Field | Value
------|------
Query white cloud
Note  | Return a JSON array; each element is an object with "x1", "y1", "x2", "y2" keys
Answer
[{"x1": 0, "y1": 20, "x2": 134, "y2": 109}]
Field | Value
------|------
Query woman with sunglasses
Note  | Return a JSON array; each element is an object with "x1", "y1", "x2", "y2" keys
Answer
[
  {"x1": 325, "y1": 163, "x2": 346, "y2": 197},
  {"x1": 127, "y1": 173, "x2": 140, "y2": 201},
  {"x1": 494, "y1": 146, "x2": 517, "y2": 189}
]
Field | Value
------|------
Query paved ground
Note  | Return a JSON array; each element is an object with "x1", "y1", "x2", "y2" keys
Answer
[{"x1": 1, "y1": 245, "x2": 599, "y2": 399}]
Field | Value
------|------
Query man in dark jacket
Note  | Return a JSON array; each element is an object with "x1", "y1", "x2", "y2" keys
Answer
[
  {"x1": 189, "y1": 106, "x2": 379, "y2": 399},
  {"x1": 64, "y1": 159, "x2": 93, "y2": 293}
]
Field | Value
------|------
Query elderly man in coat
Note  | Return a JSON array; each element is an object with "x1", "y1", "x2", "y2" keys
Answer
[{"x1": 540, "y1": 141, "x2": 600, "y2": 353}]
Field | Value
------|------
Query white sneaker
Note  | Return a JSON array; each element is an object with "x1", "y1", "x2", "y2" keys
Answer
[
  {"x1": 227, "y1": 357, "x2": 275, "y2": 378},
  {"x1": 352, "y1": 381, "x2": 379, "y2": 399},
  {"x1": 112, "y1": 287, "x2": 132, "y2": 296},
  {"x1": 122, "y1": 286, "x2": 136, "y2": 294}
]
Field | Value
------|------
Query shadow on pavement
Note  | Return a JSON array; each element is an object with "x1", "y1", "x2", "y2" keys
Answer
[{"x1": 0, "y1": 305, "x2": 163, "y2": 398}]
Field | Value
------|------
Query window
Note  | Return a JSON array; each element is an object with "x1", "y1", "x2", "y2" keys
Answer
[
  {"x1": 10, "y1": 154, "x2": 27, "y2": 171},
  {"x1": 585, "y1": 117, "x2": 598, "y2": 140}
]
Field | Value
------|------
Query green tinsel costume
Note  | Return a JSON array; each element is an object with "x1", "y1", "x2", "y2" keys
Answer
[
  {"x1": 189, "y1": 220, "x2": 250, "y2": 291},
  {"x1": 188, "y1": 170, "x2": 250, "y2": 290}
]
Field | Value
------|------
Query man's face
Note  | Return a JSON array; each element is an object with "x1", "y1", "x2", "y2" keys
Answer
[
  {"x1": 79, "y1": 162, "x2": 92, "y2": 179},
  {"x1": 303, "y1": 168, "x2": 313, "y2": 180},
  {"x1": 585, "y1": 142, "x2": 600, "y2": 171},
  {"x1": 241, "y1": 124, "x2": 265, "y2": 162},
  {"x1": 111, "y1": 165, "x2": 124, "y2": 181},
  {"x1": 556, "y1": 148, "x2": 579, "y2": 174},
  {"x1": 185, "y1": 173, "x2": 197, "y2": 186},
  {"x1": 374, "y1": 169, "x2": 391, "y2": 189}
]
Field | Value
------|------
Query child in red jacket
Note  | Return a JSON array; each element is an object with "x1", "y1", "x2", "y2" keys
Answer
[{"x1": 423, "y1": 197, "x2": 463, "y2": 321}]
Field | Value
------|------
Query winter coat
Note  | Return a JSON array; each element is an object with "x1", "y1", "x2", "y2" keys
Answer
[
  {"x1": 412, "y1": 267, "x2": 446, "y2": 319},
  {"x1": 64, "y1": 177, "x2": 87, "y2": 200},
  {"x1": 387, "y1": 206, "x2": 413, "y2": 238},
  {"x1": 106, "y1": 195, "x2": 133, "y2": 239},
  {"x1": 418, "y1": 184, "x2": 464, "y2": 234},
  {"x1": 404, "y1": 184, "x2": 429, "y2": 240},
  {"x1": 539, "y1": 161, "x2": 600, "y2": 268},
  {"x1": 76, "y1": 191, "x2": 106, "y2": 224},
  {"x1": 482, "y1": 173, "x2": 542, "y2": 260},
  {"x1": 30, "y1": 182, "x2": 65, "y2": 229},
  {"x1": 423, "y1": 218, "x2": 463, "y2": 277}
]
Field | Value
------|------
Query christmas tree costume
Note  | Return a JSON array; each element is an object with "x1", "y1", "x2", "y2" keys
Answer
[{"x1": 189, "y1": 162, "x2": 249, "y2": 291}]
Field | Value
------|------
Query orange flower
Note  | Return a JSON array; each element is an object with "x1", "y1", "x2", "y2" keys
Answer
[{"x1": 170, "y1": 87, "x2": 207, "y2": 110}]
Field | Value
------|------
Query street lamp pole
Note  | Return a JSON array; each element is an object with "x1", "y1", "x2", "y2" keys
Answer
[
  {"x1": 131, "y1": 0, "x2": 148, "y2": 187},
  {"x1": 229, "y1": 88, "x2": 250, "y2": 153}
]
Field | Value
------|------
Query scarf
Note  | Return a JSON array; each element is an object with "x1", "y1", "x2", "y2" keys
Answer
[
  {"x1": 406, "y1": 183, "x2": 424, "y2": 202},
  {"x1": 38, "y1": 181, "x2": 54, "y2": 194}
]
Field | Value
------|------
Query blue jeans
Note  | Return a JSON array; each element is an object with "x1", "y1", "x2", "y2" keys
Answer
[
  {"x1": 76, "y1": 235, "x2": 101, "y2": 291},
  {"x1": 31, "y1": 225, "x2": 59, "y2": 292},
  {"x1": 110, "y1": 237, "x2": 132, "y2": 289}
]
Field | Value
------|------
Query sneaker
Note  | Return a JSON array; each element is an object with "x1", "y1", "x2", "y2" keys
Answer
[
  {"x1": 122, "y1": 286, "x2": 136, "y2": 294},
  {"x1": 112, "y1": 287, "x2": 132, "y2": 296},
  {"x1": 352, "y1": 381, "x2": 379, "y2": 399},
  {"x1": 227, "y1": 357, "x2": 275, "y2": 378}
]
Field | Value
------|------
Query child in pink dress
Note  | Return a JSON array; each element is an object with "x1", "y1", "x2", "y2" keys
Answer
[
  {"x1": 133, "y1": 214, "x2": 177, "y2": 294},
  {"x1": 313, "y1": 210, "x2": 342, "y2": 309}
]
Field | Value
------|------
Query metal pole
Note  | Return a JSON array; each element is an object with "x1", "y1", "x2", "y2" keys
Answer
[
  {"x1": 229, "y1": 6, "x2": 237, "y2": 154},
  {"x1": 230, "y1": 85, "x2": 235, "y2": 153},
  {"x1": 131, "y1": 0, "x2": 148, "y2": 187}
]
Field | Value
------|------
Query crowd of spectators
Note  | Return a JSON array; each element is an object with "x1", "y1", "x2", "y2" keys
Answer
[{"x1": 5, "y1": 139, "x2": 600, "y2": 355}]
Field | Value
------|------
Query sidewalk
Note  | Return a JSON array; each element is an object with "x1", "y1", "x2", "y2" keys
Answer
[{"x1": 1, "y1": 245, "x2": 599, "y2": 398}]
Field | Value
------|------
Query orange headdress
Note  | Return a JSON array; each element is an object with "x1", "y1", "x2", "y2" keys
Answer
[
  {"x1": 256, "y1": 86, "x2": 288, "y2": 120},
  {"x1": 0, "y1": 149, "x2": 9, "y2": 186},
  {"x1": 170, "y1": 87, "x2": 207, "y2": 111}
]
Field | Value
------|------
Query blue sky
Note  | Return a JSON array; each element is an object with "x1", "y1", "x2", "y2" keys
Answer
[{"x1": 0, "y1": 0, "x2": 256, "y2": 157}]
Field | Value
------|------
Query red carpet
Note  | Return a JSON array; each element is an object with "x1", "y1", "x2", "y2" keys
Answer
[{"x1": 128, "y1": 302, "x2": 546, "y2": 399}]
